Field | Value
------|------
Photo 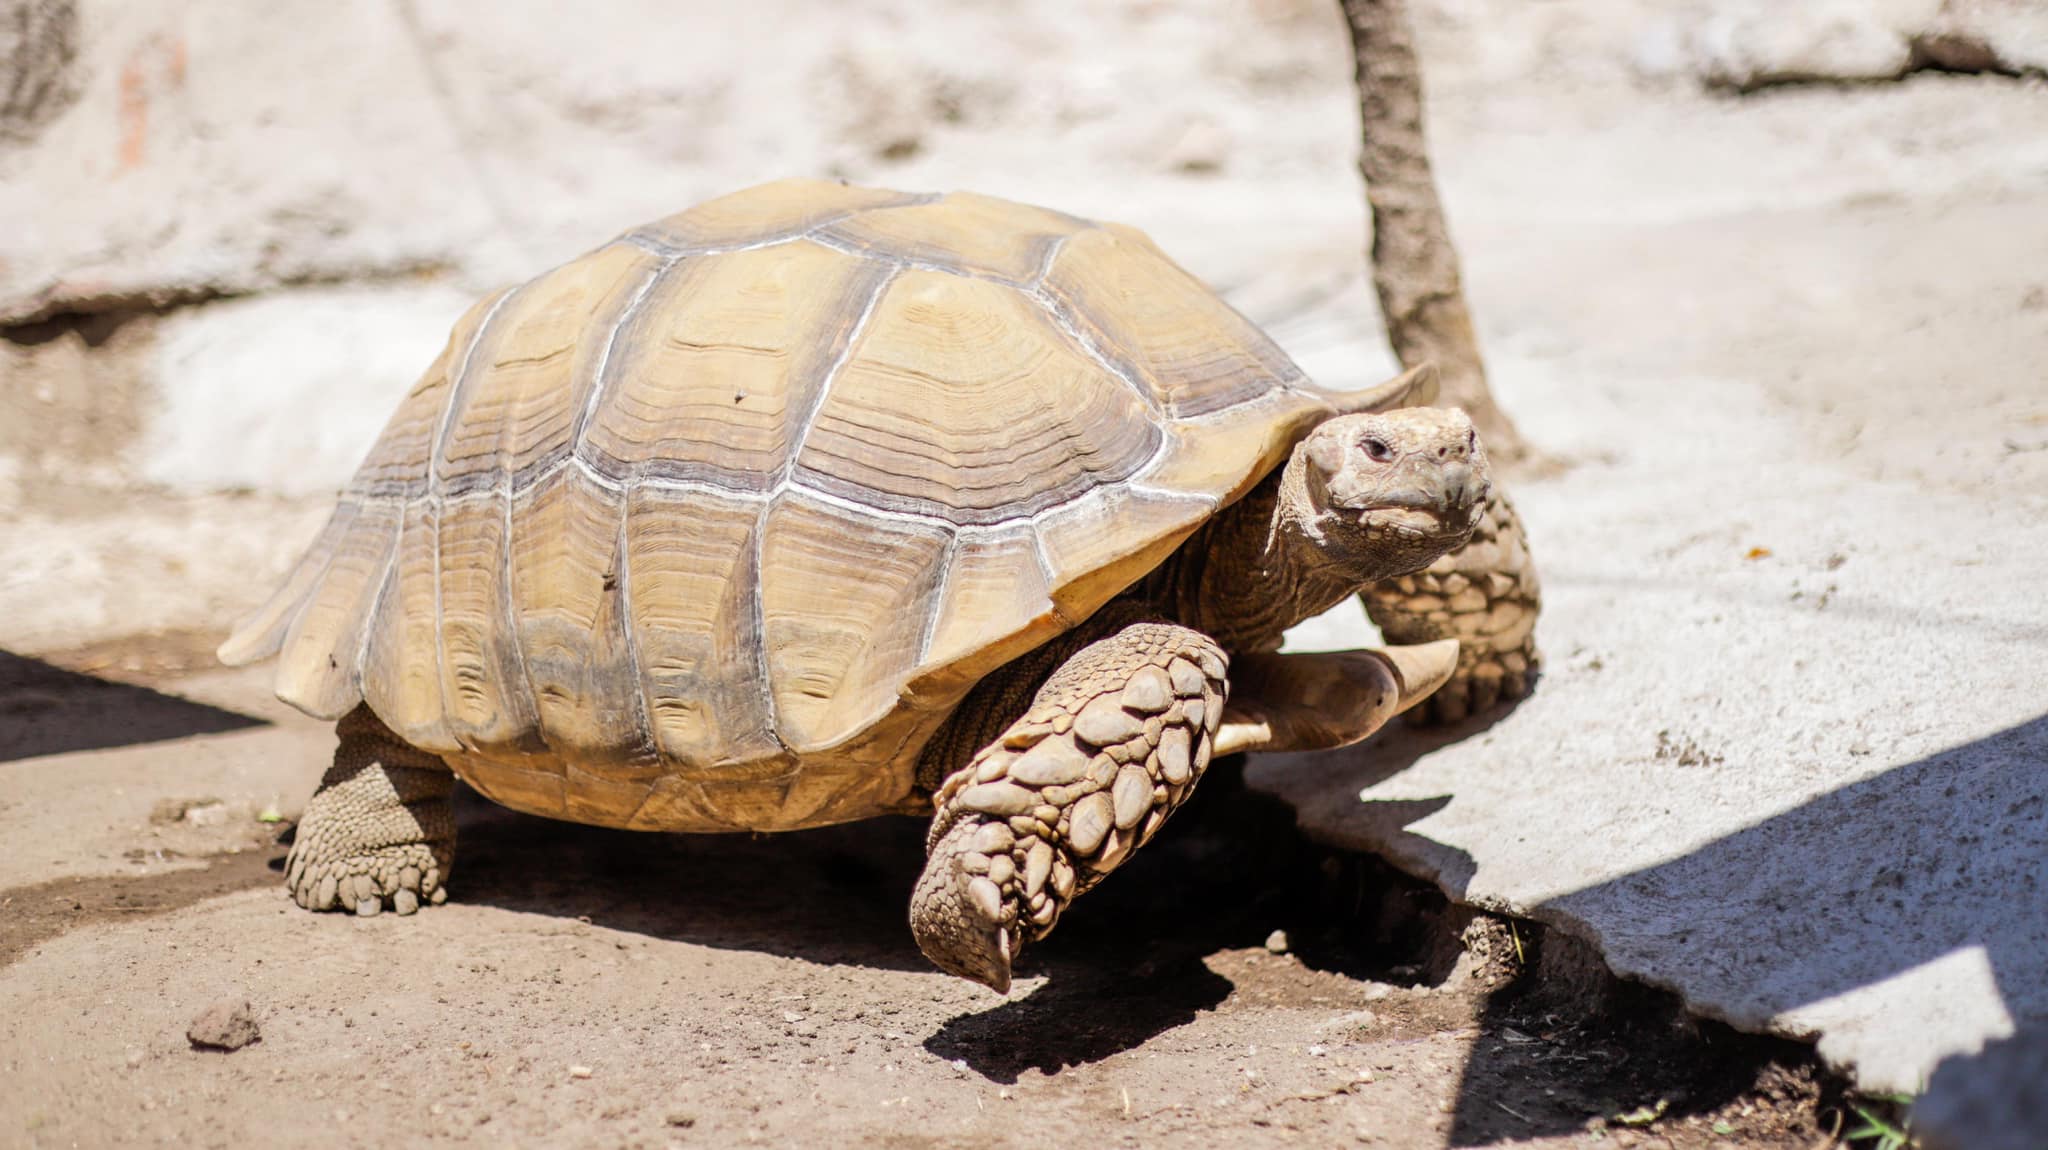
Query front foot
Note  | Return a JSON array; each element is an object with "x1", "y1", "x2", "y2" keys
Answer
[
  {"x1": 1362, "y1": 487, "x2": 1540, "y2": 724},
  {"x1": 911, "y1": 623, "x2": 1227, "y2": 990},
  {"x1": 286, "y1": 708, "x2": 456, "y2": 917}
]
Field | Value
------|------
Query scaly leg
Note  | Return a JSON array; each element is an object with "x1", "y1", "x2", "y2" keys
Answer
[
  {"x1": 1361, "y1": 486, "x2": 1540, "y2": 723},
  {"x1": 285, "y1": 705, "x2": 456, "y2": 917},
  {"x1": 910, "y1": 621, "x2": 1227, "y2": 991}
]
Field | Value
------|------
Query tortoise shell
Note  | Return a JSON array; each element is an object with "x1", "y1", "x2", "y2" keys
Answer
[{"x1": 220, "y1": 179, "x2": 1401, "y2": 832}]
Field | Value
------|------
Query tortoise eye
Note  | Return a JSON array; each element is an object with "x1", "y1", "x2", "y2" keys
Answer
[{"x1": 1362, "y1": 437, "x2": 1393, "y2": 462}]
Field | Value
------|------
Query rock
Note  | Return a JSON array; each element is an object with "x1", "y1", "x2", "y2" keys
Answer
[
  {"x1": 150, "y1": 797, "x2": 224, "y2": 825},
  {"x1": 186, "y1": 998, "x2": 259, "y2": 1051},
  {"x1": 142, "y1": 288, "x2": 476, "y2": 495},
  {"x1": 1162, "y1": 116, "x2": 1230, "y2": 175},
  {"x1": 1264, "y1": 929, "x2": 1290, "y2": 955},
  {"x1": 1051, "y1": 859, "x2": 1077, "y2": 899},
  {"x1": 182, "y1": 801, "x2": 231, "y2": 827}
]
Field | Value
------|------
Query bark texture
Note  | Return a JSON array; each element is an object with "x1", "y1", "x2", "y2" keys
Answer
[{"x1": 1339, "y1": 0, "x2": 1526, "y2": 463}]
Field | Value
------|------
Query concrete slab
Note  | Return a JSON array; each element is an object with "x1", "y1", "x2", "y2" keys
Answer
[{"x1": 1257, "y1": 198, "x2": 2048, "y2": 1092}]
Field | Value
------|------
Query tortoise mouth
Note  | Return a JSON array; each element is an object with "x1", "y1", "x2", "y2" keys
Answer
[{"x1": 1359, "y1": 505, "x2": 1455, "y2": 539}]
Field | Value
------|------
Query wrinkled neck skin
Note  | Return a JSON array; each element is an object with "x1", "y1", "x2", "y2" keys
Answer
[
  {"x1": 1145, "y1": 446, "x2": 1469, "y2": 654},
  {"x1": 1143, "y1": 464, "x2": 1366, "y2": 655}
]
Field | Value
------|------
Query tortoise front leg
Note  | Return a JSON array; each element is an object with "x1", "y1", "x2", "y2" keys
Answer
[
  {"x1": 1210, "y1": 641, "x2": 1457, "y2": 757},
  {"x1": 1361, "y1": 487, "x2": 1540, "y2": 723},
  {"x1": 910, "y1": 621, "x2": 1227, "y2": 991}
]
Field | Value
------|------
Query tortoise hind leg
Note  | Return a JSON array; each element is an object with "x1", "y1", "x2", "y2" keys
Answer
[
  {"x1": 1361, "y1": 487, "x2": 1540, "y2": 724},
  {"x1": 910, "y1": 620, "x2": 1227, "y2": 992},
  {"x1": 286, "y1": 705, "x2": 456, "y2": 917}
]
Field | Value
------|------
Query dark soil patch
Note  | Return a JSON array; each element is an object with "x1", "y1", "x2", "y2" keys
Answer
[{"x1": 0, "y1": 843, "x2": 282, "y2": 968}]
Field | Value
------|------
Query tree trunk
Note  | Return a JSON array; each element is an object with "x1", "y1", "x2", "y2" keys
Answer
[{"x1": 1337, "y1": 0, "x2": 1526, "y2": 463}]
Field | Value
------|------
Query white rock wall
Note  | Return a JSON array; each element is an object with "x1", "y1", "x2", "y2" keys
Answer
[{"x1": 0, "y1": 0, "x2": 1366, "y2": 325}]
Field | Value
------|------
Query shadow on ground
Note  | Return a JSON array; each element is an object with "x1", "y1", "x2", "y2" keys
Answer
[
  {"x1": 0, "y1": 650, "x2": 266, "y2": 762},
  {"x1": 1314, "y1": 710, "x2": 2048, "y2": 1145},
  {"x1": 1915, "y1": 1021, "x2": 2048, "y2": 1150},
  {"x1": 452, "y1": 758, "x2": 1321, "y2": 1079},
  {"x1": 451, "y1": 744, "x2": 1840, "y2": 1127}
]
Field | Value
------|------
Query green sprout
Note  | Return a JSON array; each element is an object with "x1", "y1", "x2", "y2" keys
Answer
[{"x1": 1843, "y1": 1093, "x2": 1916, "y2": 1150}]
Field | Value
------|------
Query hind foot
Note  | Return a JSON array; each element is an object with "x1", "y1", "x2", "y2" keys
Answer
[{"x1": 285, "y1": 706, "x2": 456, "y2": 917}]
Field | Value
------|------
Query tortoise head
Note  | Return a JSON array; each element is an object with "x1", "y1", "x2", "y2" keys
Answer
[{"x1": 1286, "y1": 406, "x2": 1491, "y2": 584}]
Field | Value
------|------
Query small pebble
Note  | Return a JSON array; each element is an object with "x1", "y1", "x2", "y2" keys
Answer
[
  {"x1": 1264, "y1": 929, "x2": 1290, "y2": 955},
  {"x1": 569, "y1": 1065, "x2": 593, "y2": 1080},
  {"x1": 186, "y1": 998, "x2": 260, "y2": 1051}
]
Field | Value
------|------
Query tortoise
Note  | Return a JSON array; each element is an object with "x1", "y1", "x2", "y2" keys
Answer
[{"x1": 219, "y1": 179, "x2": 1540, "y2": 991}]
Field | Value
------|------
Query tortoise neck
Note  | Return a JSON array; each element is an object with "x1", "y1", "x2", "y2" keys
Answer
[{"x1": 1145, "y1": 464, "x2": 1361, "y2": 654}]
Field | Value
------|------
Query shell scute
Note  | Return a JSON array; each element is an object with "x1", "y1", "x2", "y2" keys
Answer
[
  {"x1": 792, "y1": 269, "x2": 1161, "y2": 525},
  {"x1": 813, "y1": 191, "x2": 1086, "y2": 283},
  {"x1": 1041, "y1": 225, "x2": 1311, "y2": 418},
  {"x1": 759, "y1": 490, "x2": 952, "y2": 754},
  {"x1": 581, "y1": 240, "x2": 891, "y2": 492}
]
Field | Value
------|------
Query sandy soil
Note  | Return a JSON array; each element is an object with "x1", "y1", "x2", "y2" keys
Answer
[{"x1": 0, "y1": 646, "x2": 1841, "y2": 1150}]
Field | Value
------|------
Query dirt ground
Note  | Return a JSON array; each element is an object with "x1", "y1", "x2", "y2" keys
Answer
[{"x1": 1, "y1": 638, "x2": 1863, "y2": 1150}]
